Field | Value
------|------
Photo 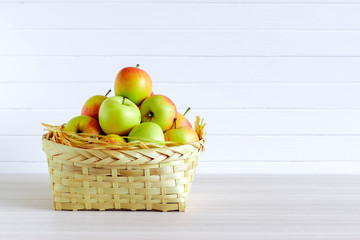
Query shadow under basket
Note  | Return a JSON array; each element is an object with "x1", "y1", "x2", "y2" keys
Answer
[{"x1": 42, "y1": 138, "x2": 205, "y2": 212}]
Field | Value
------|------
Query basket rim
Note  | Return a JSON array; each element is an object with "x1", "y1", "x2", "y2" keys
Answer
[
  {"x1": 42, "y1": 137, "x2": 205, "y2": 166},
  {"x1": 42, "y1": 136, "x2": 205, "y2": 152}
]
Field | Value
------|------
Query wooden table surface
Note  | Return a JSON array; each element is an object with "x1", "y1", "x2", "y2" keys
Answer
[{"x1": 0, "y1": 174, "x2": 359, "y2": 240}]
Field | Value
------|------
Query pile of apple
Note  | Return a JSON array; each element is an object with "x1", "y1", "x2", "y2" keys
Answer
[{"x1": 63, "y1": 65, "x2": 199, "y2": 146}]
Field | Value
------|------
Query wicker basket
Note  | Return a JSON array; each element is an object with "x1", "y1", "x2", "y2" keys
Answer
[{"x1": 42, "y1": 136, "x2": 205, "y2": 212}]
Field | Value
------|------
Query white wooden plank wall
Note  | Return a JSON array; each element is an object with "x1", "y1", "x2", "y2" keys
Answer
[{"x1": 1, "y1": 1, "x2": 360, "y2": 174}]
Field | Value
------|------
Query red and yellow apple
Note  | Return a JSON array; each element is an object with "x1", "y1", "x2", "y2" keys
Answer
[
  {"x1": 99, "y1": 96, "x2": 141, "y2": 135},
  {"x1": 104, "y1": 134, "x2": 126, "y2": 144},
  {"x1": 64, "y1": 115, "x2": 102, "y2": 136},
  {"x1": 115, "y1": 65, "x2": 152, "y2": 105},
  {"x1": 81, "y1": 89, "x2": 111, "y2": 120},
  {"x1": 140, "y1": 94, "x2": 177, "y2": 132},
  {"x1": 164, "y1": 127, "x2": 199, "y2": 146},
  {"x1": 170, "y1": 107, "x2": 192, "y2": 130},
  {"x1": 128, "y1": 122, "x2": 164, "y2": 143}
]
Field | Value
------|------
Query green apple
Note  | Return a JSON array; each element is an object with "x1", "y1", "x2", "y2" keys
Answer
[
  {"x1": 81, "y1": 89, "x2": 111, "y2": 120},
  {"x1": 164, "y1": 127, "x2": 199, "y2": 146},
  {"x1": 140, "y1": 95, "x2": 177, "y2": 132},
  {"x1": 64, "y1": 115, "x2": 102, "y2": 136},
  {"x1": 98, "y1": 96, "x2": 141, "y2": 135},
  {"x1": 128, "y1": 122, "x2": 164, "y2": 143}
]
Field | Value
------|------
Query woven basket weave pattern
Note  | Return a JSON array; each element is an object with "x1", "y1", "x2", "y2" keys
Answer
[{"x1": 42, "y1": 138, "x2": 205, "y2": 212}]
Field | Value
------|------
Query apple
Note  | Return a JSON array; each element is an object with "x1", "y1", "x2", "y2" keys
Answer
[
  {"x1": 170, "y1": 107, "x2": 192, "y2": 130},
  {"x1": 104, "y1": 134, "x2": 126, "y2": 144},
  {"x1": 64, "y1": 115, "x2": 102, "y2": 136},
  {"x1": 115, "y1": 64, "x2": 152, "y2": 105},
  {"x1": 138, "y1": 91, "x2": 154, "y2": 110},
  {"x1": 128, "y1": 122, "x2": 164, "y2": 143},
  {"x1": 98, "y1": 96, "x2": 141, "y2": 135},
  {"x1": 140, "y1": 94, "x2": 177, "y2": 132},
  {"x1": 164, "y1": 127, "x2": 199, "y2": 146},
  {"x1": 81, "y1": 89, "x2": 111, "y2": 120}
]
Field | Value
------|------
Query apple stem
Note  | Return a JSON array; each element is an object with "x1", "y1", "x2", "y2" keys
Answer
[
  {"x1": 174, "y1": 118, "x2": 177, "y2": 129},
  {"x1": 122, "y1": 97, "x2": 126, "y2": 104},
  {"x1": 183, "y1": 107, "x2": 191, "y2": 116},
  {"x1": 136, "y1": 64, "x2": 140, "y2": 68},
  {"x1": 105, "y1": 89, "x2": 111, "y2": 97}
]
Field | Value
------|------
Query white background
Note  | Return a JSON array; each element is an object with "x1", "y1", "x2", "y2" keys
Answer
[{"x1": 1, "y1": 0, "x2": 360, "y2": 174}]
